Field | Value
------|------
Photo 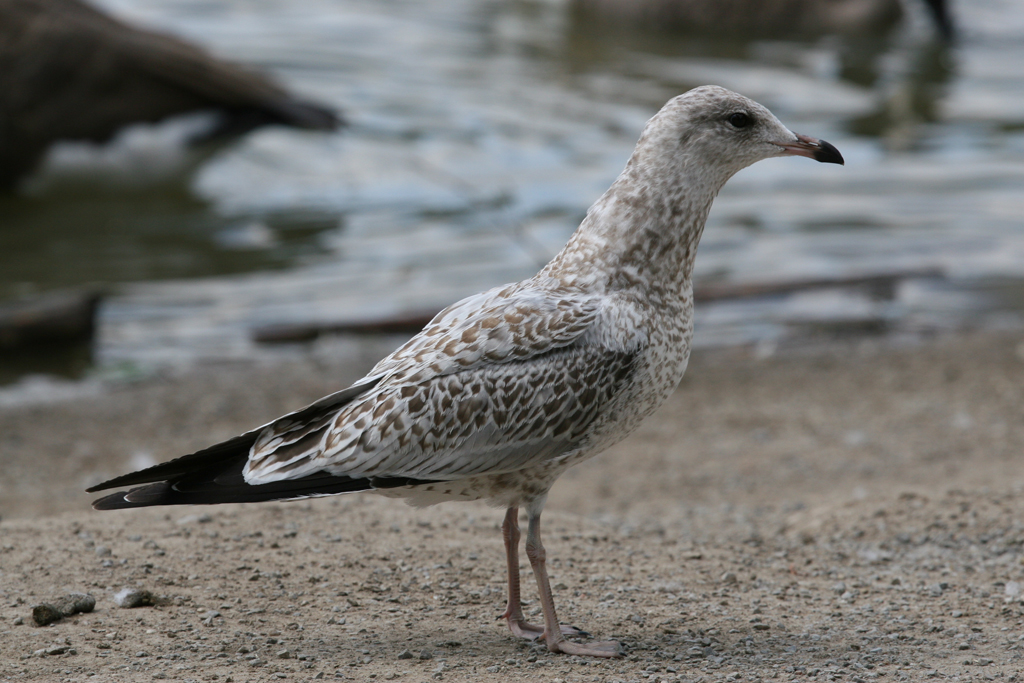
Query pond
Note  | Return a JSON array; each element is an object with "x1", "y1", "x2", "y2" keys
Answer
[{"x1": 2, "y1": 0, "x2": 1022, "y2": 386}]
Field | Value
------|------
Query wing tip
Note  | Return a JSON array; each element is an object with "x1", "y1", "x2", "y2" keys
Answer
[{"x1": 91, "y1": 482, "x2": 173, "y2": 510}]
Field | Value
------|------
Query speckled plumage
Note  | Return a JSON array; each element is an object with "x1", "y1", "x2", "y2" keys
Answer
[
  {"x1": 246, "y1": 86, "x2": 824, "y2": 511},
  {"x1": 89, "y1": 86, "x2": 843, "y2": 657}
]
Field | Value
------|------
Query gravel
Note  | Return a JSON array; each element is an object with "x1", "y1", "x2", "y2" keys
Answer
[{"x1": 2, "y1": 333, "x2": 1024, "y2": 680}]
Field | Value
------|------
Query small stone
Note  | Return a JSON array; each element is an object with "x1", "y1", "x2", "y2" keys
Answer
[
  {"x1": 62, "y1": 593, "x2": 95, "y2": 615},
  {"x1": 32, "y1": 593, "x2": 95, "y2": 626},
  {"x1": 277, "y1": 649, "x2": 292, "y2": 659},
  {"x1": 95, "y1": 546, "x2": 112, "y2": 557},
  {"x1": 419, "y1": 650, "x2": 433, "y2": 660},
  {"x1": 832, "y1": 582, "x2": 847, "y2": 595},
  {"x1": 753, "y1": 624, "x2": 770, "y2": 631},
  {"x1": 486, "y1": 665, "x2": 501, "y2": 673},
  {"x1": 13, "y1": 616, "x2": 24, "y2": 625},
  {"x1": 114, "y1": 589, "x2": 156, "y2": 609},
  {"x1": 397, "y1": 650, "x2": 414, "y2": 660},
  {"x1": 176, "y1": 513, "x2": 213, "y2": 525},
  {"x1": 720, "y1": 572, "x2": 738, "y2": 585}
]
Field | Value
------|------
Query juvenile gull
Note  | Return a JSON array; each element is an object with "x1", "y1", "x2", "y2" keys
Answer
[{"x1": 88, "y1": 86, "x2": 843, "y2": 657}]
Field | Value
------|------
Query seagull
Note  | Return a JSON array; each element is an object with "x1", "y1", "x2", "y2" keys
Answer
[{"x1": 88, "y1": 86, "x2": 843, "y2": 658}]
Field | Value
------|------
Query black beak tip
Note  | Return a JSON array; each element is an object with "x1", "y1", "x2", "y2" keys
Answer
[{"x1": 815, "y1": 139, "x2": 844, "y2": 166}]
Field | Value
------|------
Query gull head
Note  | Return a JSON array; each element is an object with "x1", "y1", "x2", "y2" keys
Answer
[{"x1": 630, "y1": 85, "x2": 843, "y2": 191}]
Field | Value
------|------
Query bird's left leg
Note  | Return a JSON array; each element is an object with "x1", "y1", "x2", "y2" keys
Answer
[
  {"x1": 524, "y1": 506, "x2": 622, "y2": 657},
  {"x1": 501, "y1": 506, "x2": 587, "y2": 640}
]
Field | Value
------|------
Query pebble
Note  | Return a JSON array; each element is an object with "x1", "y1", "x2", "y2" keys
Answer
[
  {"x1": 114, "y1": 588, "x2": 156, "y2": 608},
  {"x1": 176, "y1": 513, "x2": 213, "y2": 525},
  {"x1": 396, "y1": 650, "x2": 414, "y2": 660},
  {"x1": 31, "y1": 593, "x2": 96, "y2": 626}
]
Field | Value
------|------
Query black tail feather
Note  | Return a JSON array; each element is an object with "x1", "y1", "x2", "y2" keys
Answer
[
  {"x1": 92, "y1": 473, "x2": 436, "y2": 510},
  {"x1": 87, "y1": 378, "x2": 400, "y2": 510},
  {"x1": 92, "y1": 472, "x2": 371, "y2": 509},
  {"x1": 87, "y1": 431, "x2": 261, "y2": 493},
  {"x1": 87, "y1": 379, "x2": 381, "y2": 495}
]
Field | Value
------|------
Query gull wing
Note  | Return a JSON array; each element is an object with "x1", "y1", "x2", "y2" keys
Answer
[{"x1": 244, "y1": 282, "x2": 642, "y2": 484}]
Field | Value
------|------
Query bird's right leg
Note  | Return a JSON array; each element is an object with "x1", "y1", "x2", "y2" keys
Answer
[
  {"x1": 501, "y1": 506, "x2": 585, "y2": 640},
  {"x1": 524, "y1": 509, "x2": 621, "y2": 657}
]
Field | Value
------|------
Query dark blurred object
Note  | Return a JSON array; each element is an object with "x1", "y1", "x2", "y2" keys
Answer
[
  {"x1": 0, "y1": 288, "x2": 101, "y2": 350},
  {"x1": 0, "y1": 0, "x2": 341, "y2": 190},
  {"x1": 252, "y1": 310, "x2": 441, "y2": 344},
  {"x1": 252, "y1": 267, "x2": 945, "y2": 344},
  {"x1": 695, "y1": 266, "x2": 944, "y2": 301},
  {"x1": 570, "y1": 0, "x2": 953, "y2": 41}
]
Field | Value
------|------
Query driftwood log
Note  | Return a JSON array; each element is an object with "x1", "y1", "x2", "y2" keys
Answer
[
  {"x1": 252, "y1": 267, "x2": 945, "y2": 344},
  {"x1": 0, "y1": 0, "x2": 340, "y2": 188},
  {"x1": 569, "y1": 0, "x2": 953, "y2": 40},
  {"x1": 0, "y1": 289, "x2": 102, "y2": 350}
]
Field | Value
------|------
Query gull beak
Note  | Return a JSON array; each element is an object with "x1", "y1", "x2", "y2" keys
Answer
[{"x1": 775, "y1": 133, "x2": 844, "y2": 165}]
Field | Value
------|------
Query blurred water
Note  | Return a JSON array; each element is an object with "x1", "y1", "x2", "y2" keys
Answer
[{"x1": 2, "y1": 0, "x2": 1023, "y2": 384}]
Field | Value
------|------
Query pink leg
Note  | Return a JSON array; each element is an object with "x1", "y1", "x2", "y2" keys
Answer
[
  {"x1": 524, "y1": 510, "x2": 622, "y2": 658},
  {"x1": 501, "y1": 507, "x2": 587, "y2": 641}
]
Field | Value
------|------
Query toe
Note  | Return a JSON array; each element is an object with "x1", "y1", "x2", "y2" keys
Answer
[{"x1": 551, "y1": 638, "x2": 623, "y2": 658}]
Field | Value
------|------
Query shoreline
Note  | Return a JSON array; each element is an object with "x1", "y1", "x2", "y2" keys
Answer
[{"x1": 2, "y1": 330, "x2": 1023, "y2": 680}]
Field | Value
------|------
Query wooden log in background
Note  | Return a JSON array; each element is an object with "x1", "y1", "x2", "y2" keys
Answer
[{"x1": 251, "y1": 267, "x2": 945, "y2": 344}]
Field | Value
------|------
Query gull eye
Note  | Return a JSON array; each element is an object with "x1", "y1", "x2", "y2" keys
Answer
[{"x1": 728, "y1": 112, "x2": 751, "y2": 128}]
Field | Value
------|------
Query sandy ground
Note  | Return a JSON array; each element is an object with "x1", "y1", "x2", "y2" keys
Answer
[{"x1": 2, "y1": 331, "x2": 1024, "y2": 682}]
